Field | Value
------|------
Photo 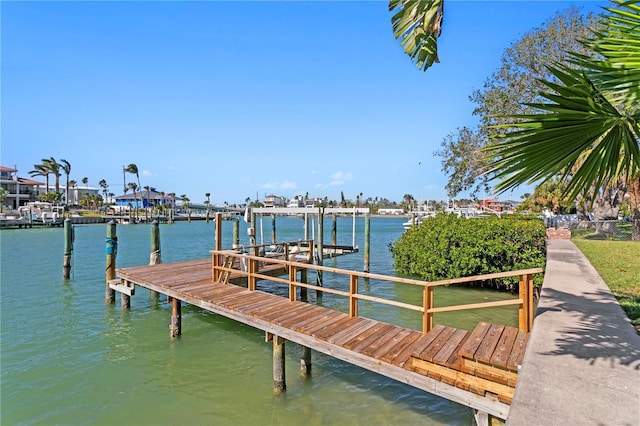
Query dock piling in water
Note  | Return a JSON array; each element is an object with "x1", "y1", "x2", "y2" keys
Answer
[
  {"x1": 150, "y1": 219, "x2": 162, "y2": 265},
  {"x1": 105, "y1": 220, "x2": 117, "y2": 304},
  {"x1": 149, "y1": 220, "x2": 161, "y2": 299},
  {"x1": 364, "y1": 213, "x2": 370, "y2": 273},
  {"x1": 232, "y1": 219, "x2": 240, "y2": 248},
  {"x1": 316, "y1": 208, "x2": 323, "y2": 295},
  {"x1": 170, "y1": 298, "x2": 181, "y2": 337},
  {"x1": 272, "y1": 335, "x2": 286, "y2": 393},
  {"x1": 271, "y1": 214, "x2": 276, "y2": 244},
  {"x1": 63, "y1": 218, "x2": 73, "y2": 279},
  {"x1": 300, "y1": 346, "x2": 312, "y2": 376}
]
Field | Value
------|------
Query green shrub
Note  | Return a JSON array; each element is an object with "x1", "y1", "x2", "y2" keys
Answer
[{"x1": 390, "y1": 214, "x2": 546, "y2": 290}]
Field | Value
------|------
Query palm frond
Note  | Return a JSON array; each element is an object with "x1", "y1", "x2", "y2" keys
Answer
[
  {"x1": 390, "y1": 0, "x2": 443, "y2": 71},
  {"x1": 486, "y1": 1, "x2": 640, "y2": 201},
  {"x1": 486, "y1": 64, "x2": 640, "y2": 200}
]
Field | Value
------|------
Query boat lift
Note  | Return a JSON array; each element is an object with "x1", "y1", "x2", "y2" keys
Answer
[{"x1": 245, "y1": 207, "x2": 371, "y2": 272}]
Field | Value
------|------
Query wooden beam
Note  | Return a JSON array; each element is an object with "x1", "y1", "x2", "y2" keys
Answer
[
  {"x1": 411, "y1": 358, "x2": 515, "y2": 402},
  {"x1": 108, "y1": 279, "x2": 135, "y2": 296}
]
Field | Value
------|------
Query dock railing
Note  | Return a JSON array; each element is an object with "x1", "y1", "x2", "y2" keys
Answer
[
  {"x1": 211, "y1": 248, "x2": 543, "y2": 335},
  {"x1": 212, "y1": 240, "x2": 315, "y2": 282}
]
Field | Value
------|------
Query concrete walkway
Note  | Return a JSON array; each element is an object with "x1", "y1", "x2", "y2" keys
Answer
[{"x1": 507, "y1": 239, "x2": 640, "y2": 425}]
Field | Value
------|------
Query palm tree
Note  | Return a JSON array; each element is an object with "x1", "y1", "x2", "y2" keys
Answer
[
  {"x1": 99, "y1": 180, "x2": 109, "y2": 204},
  {"x1": 485, "y1": 1, "x2": 640, "y2": 238},
  {"x1": 402, "y1": 193, "x2": 414, "y2": 211},
  {"x1": 128, "y1": 182, "x2": 138, "y2": 219},
  {"x1": 81, "y1": 177, "x2": 88, "y2": 207},
  {"x1": 29, "y1": 164, "x2": 49, "y2": 198},
  {"x1": 59, "y1": 159, "x2": 71, "y2": 205},
  {"x1": 42, "y1": 158, "x2": 61, "y2": 196},
  {"x1": 125, "y1": 164, "x2": 141, "y2": 193},
  {"x1": 125, "y1": 164, "x2": 142, "y2": 214}
]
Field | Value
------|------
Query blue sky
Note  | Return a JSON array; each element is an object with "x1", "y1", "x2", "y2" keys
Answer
[{"x1": 2, "y1": 0, "x2": 608, "y2": 205}]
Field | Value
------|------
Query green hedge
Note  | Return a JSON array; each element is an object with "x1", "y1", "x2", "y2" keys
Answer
[{"x1": 390, "y1": 214, "x2": 546, "y2": 290}]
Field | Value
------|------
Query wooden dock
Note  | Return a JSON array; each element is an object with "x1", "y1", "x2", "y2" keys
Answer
[{"x1": 114, "y1": 251, "x2": 542, "y2": 422}]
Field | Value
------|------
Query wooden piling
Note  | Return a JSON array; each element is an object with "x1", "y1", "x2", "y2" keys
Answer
[
  {"x1": 170, "y1": 297, "x2": 181, "y2": 337},
  {"x1": 332, "y1": 214, "x2": 337, "y2": 256},
  {"x1": 271, "y1": 214, "x2": 276, "y2": 244},
  {"x1": 364, "y1": 212, "x2": 370, "y2": 273},
  {"x1": 232, "y1": 219, "x2": 240, "y2": 248},
  {"x1": 150, "y1": 219, "x2": 162, "y2": 265},
  {"x1": 249, "y1": 211, "x2": 257, "y2": 247},
  {"x1": 215, "y1": 213, "x2": 223, "y2": 251},
  {"x1": 316, "y1": 209, "x2": 323, "y2": 293},
  {"x1": 300, "y1": 346, "x2": 312, "y2": 376},
  {"x1": 473, "y1": 410, "x2": 490, "y2": 426},
  {"x1": 273, "y1": 335, "x2": 286, "y2": 392},
  {"x1": 300, "y1": 269, "x2": 308, "y2": 302},
  {"x1": 302, "y1": 213, "x2": 310, "y2": 301},
  {"x1": 149, "y1": 219, "x2": 161, "y2": 299},
  {"x1": 121, "y1": 289, "x2": 130, "y2": 309},
  {"x1": 63, "y1": 218, "x2": 73, "y2": 279},
  {"x1": 105, "y1": 220, "x2": 117, "y2": 304}
]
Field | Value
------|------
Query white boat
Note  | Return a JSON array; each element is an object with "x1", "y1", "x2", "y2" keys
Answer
[
  {"x1": 402, "y1": 201, "x2": 502, "y2": 230},
  {"x1": 18, "y1": 201, "x2": 64, "y2": 226},
  {"x1": 402, "y1": 211, "x2": 436, "y2": 230},
  {"x1": 0, "y1": 210, "x2": 29, "y2": 227}
]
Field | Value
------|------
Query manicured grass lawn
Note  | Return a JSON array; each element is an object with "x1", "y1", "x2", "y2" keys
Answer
[{"x1": 572, "y1": 239, "x2": 640, "y2": 329}]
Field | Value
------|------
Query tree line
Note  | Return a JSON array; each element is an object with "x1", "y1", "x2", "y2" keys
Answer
[{"x1": 391, "y1": 0, "x2": 639, "y2": 238}]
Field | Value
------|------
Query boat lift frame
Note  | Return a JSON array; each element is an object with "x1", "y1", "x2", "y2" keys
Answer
[{"x1": 246, "y1": 207, "x2": 371, "y2": 272}]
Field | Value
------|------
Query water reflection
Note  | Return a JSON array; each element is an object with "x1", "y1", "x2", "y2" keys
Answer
[{"x1": 103, "y1": 304, "x2": 134, "y2": 362}]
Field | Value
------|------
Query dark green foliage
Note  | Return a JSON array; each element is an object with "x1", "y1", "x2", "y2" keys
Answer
[{"x1": 390, "y1": 214, "x2": 546, "y2": 289}]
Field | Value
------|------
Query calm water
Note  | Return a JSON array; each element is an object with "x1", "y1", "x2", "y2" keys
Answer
[{"x1": 1, "y1": 216, "x2": 518, "y2": 425}]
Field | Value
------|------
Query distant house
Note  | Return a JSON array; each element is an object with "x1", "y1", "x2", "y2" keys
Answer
[
  {"x1": 264, "y1": 194, "x2": 286, "y2": 208},
  {"x1": 0, "y1": 165, "x2": 43, "y2": 209},
  {"x1": 378, "y1": 208, "x2": 404, "y2": 215},
  {"x1": 477, "y1": 198, "x2": 521, "y2": 213},
  {"x1": 304, "y1": 197, "x2": 322, "y2": 208},
  {"x1": 35, "y1": 184, "x2": 100, "y2": 206},
  {"x1": 287, "y1": 197, "x2": 304, "y2": 208},
  {"x1": 114, "y1": 188, "x2": 171, "y2": 208}
]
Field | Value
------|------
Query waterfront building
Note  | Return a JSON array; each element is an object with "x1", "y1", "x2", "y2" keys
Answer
[
  {"x1": 0, "y1": 165, "x2": 43, "y2": 209},
  {"x1": 287, "y1": 197, "x2": 304, "y2": 208},
  {"x1": 114, "y1": 188, "x2": 171, "y2": 209},
  {"x1": 34, "y1": 184, "x2": 100, "y2": 206},
  {"x1": 263, "y1": 194, "x2": 286, "y2": 208}
]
